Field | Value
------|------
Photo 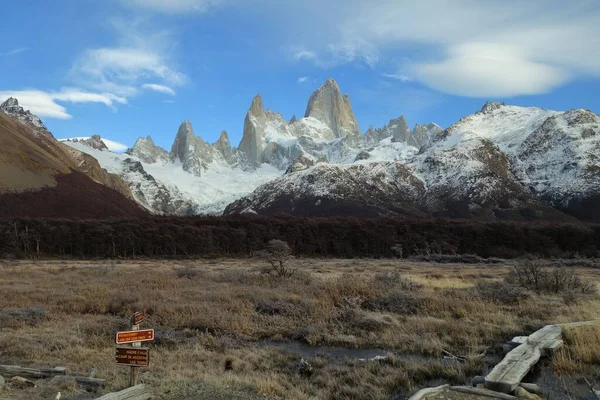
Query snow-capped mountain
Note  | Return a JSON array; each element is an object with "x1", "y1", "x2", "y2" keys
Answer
[
  {"x1": 58, "y1": 79, "x2": 600, "y2": 222},
  {"x1": 226, "y1": 101, "x2": 600, "y2": 222}
]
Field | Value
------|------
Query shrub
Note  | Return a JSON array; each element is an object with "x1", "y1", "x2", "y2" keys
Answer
[
  {"x1": 506, "y1": 261, "x2": 597, "y2": 295},
  {"x1": 474, "y1": 281, "x2": 529, "y2": 304},
  {"x1": 362, "y1": 291, "x2": 422, "y2": 314},
  {"x1": 255, "y1": 298, "x2": 314, "y2": 318},
  {"x1": 256, "y1": 239, "x2": 296, "y2": 278},
  {"x1": 175, "y1": 265, "x2": 207, "y2": 279},
  {"x1": 373, "y1": 272, "x2": 422, "y2": 291}
]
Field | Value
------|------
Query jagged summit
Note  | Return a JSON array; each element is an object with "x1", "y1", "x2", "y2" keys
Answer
[
  {"x1": 479, "y1": 101, "x2": 507, "y2": 114},
  {"x1": 127, "y1": 135, "x2": 169, "y2": 164},
  {"x1": 304, "y1": 78, "x2": 361, "y2": 140},
  {"x1": 0, "y1": 97, "x2": 51, "y2": 136}
]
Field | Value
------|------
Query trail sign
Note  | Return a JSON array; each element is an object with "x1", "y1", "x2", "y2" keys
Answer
[
  {"x1": 115, "y1": 329, "x2": 154, "y2": 344},
  {"x1": 115, "y1": 347, "x2": 150, "y2": 367},
  {"x1": 132, "y1": 311, "x2": 144, "y2": 326}
]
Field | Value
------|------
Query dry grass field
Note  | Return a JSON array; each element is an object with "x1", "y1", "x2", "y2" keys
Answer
[{"x1": 0, "y1": 258, "x2": 599, "y2": 399}]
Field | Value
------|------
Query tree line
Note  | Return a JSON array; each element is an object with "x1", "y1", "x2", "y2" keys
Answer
[{"x1": 0, "y1": 215, "x2": 598, "y2": 259}]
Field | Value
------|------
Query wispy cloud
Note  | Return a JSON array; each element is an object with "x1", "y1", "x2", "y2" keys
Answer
[
  {"x1": 382, "y1": 73, "x2": 413, "y2": 82},
  {"x1": 1, "y1": 47, "x2": 28, "y2": 56},
  {"x1": 281, "y1": 0, "x2": 600, "y2": 97},
  {"x1": 142, "y1": 83, "x2": 176, "y2": 95},
  {"x1": 297, "y1": 76, "x2": 309, "y2": 84},
  {"x1": 0, "y1": 89, "x2": 128, "y2": 120}
]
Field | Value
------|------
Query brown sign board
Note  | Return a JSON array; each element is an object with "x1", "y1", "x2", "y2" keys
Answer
[
  {"x1": 115, "y1": 347, "x2": 150, "y2": 367},
  {"x1": 115, "y1": 329, "x2": 154, "y2": 344},
  {"x1": 132, "y1": 312, "x2": 144, "y2": 326}
]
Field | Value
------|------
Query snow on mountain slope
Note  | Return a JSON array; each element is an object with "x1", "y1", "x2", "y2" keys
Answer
[{"x1": 65, "y1": 141, "x2": 281, "y2": 215}]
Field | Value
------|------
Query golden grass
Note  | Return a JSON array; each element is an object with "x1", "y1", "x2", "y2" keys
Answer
[
  {"x1": 552, "y1": 323, "x2": 600, "y2": 373},
  {"x1": 0, "y1": 258, "x2": 599, "y2": 399}
]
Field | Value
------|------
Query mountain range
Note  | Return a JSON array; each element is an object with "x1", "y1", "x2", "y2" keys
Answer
[{"x1": 1, "y1": 78, "x2": 598, "y2": 222}]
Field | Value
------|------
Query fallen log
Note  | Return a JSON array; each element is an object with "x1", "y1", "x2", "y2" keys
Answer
[
  {"x1": 407, "y1": 384, "x2": 449, "y2": 400},
  {"x1": 94, "y1": 384, "x2": 151, "y2": 400},
  {"x1": 0, "y1": 365, "x2": 66, "y2": 379},
  {"x1": 50, "y1": 375, "x2": 105, "y2": 392}
]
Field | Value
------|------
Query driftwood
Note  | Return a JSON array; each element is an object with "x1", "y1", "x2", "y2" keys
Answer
[
  {"x1": 407, "y1": 384, "x2": 449, "y2": 400},
  {"x1": 0, "y1": 365, "x2": 66, "y2": 379},
  {"x1": 50, "y1": 375, "x2": 105, "y2": 392},
  {"x1": 94, "y1": 384, "x2": 151, "y2": 400}
]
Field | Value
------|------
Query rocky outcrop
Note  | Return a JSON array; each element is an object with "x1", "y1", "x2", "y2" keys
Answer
[
  {"x1": 412, "y1": 123, "x2": 442, "y2": 148},
  {"x1": 74, "y1": 135, "x2": 109, "y2": 151},
  {"x1": 238, "y1": 95, "x2": 267, "y2": 167},
  {"x1": 304, "y1": 78, "x2": 361, "y2": 141},
  {"x1": 285, "y1": 155, "x2": 315, "y2": 174},
  {"x1": 170, "y1": 120, "x2": 227, "y2": 176},
  {"x1": 0, "y1": 97, "x2": 52, "y2": 137},
  {"x1": 127, "y1": 136, "x2": 169, "y2": 164}
]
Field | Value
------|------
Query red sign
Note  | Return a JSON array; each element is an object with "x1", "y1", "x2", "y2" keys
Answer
[
  {"x1": 115, "y1": 347, "x2": 150, "y2": 367},
  {"x1": 115, "y1": 329, "x2": 154, "y2": 344}
]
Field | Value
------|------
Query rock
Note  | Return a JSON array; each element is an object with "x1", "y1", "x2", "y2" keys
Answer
[
  {"x1": 285, "y1": 155, "x2": 315, "y2": 174},
  {"x1": 127, "y1": 136, "x2": 169, "y2": 164},
  {"x1": 354, "y1": 151, "x2": 371, "y2": 162},
  {"x1": 471, "y1": 376, "x2": 485, "y2": 386},
  {"x1": 170, "y1": 120, "x2": 229, "y2": 176},
  {"x1": 9, "y1": 376, "x2": 36, "y2": 388},
  {"x1": 238, "y1": 94, "x2": 267, "y2": 167},
  {"x1": 0, "y1": 374, "x2": 5, "y2": 387},
  {"x1": 412, "y1": 123, "x2": 442, "y2": 148},
  {"x1": 289, "y1": 114, "x2": 297, "y2": 123},
  {"x1": 304, "y1": 78, "x2": 361, "y2": 140},
  {"x1": 295, "y1": 358, "x2": 313, "y2": 377}
]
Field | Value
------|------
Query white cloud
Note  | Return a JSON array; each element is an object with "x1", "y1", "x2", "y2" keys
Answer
[
  {"x1": 61, "y1": 137, "x2": 129, "y2": 153},
  {"x1": 410, "y1": 42, "x2": 570, "y2": 97},
  {"x1": 297, "y1": 76, "x2": 309, "y2": 84},
  {"x1": 279, "y1": 0, "x2": 600, "y2": 97},
  {"x1": 142, "y1": 83, "x2": 176, "y2": 95},
  {"x1": 120, "y1": 0, "x2": 223, "y2": 14},
  {"x1": 0, "y1": 89, "x2": 129, "y2": 120},
  {"x1": 1, "y1": 47, "x2": 28, "y2": 56},
  {"x1": 71, "y1": 47, "x2": 187, "y2": 97}
]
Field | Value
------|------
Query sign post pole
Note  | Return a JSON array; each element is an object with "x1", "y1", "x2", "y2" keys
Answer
[{"x1": 129, "y1": 313, "x2": 141, "y2": 387}]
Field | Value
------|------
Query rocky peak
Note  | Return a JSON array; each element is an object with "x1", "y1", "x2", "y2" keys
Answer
[
  {"x1": 127, "y1": 135, "x2": 169, "y2": 164},
  {"x1": 304, "y1": 78, "x2": 361, "y2": 140},
  {"x1": 83, "y1": 134, "x2": 109, "y2": 151},
  {"x1": 171, "y1": 120, "x2": 205, "y2": 176},
  {"x1": 289, "y1": 114, "x2": 297, "y2": 124},
  {"x1": 214, "y1": 130, "x2": 234, "y2": 161},
  {"x1": 238, "y1": 94, "x2": 267, "y2": 167},
  {"x1": 479, "y1": 101, "x2": 506, "y2": 115},
  {"x1": 0, "y1": 97, "x2": 52, "y2": 136}
]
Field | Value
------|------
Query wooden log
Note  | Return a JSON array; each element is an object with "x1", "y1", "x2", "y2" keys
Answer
[
  {"x1": 50, "y1": 375, "x2": 105, "y2": 392},
  {"x1": 94, "y1": 384, "x2": 151, "y2": 400},
  {"x1": 450, "y1": 386, "x2": 516, "y2": 399},
  {"x1": 0, "y1": 365, "x2": 66, "y2": 379},
  {"x1": 407, "y1": 384, "x2": 449, "y2": 400},
  {"x1": 518, "y1": 382, "x2": 544, "y2": 395}
]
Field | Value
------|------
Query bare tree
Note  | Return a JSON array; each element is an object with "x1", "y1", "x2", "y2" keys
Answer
[
  {"x1": 258, "y1": 239, "x2": 295, "y2": 278},
  {"x1": 391, "y1": 244, "x2": 404, "y2": 258}
]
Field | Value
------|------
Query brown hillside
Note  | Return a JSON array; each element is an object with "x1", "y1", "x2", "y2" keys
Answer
[
  {"x1": 0, "y1": 171, "x2": 147, "y2": 218},
  {"x1": 0, "y1": 112, "x2": 147, "y2": 218}
]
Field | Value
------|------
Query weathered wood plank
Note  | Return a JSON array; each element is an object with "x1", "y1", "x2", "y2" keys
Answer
[
  {"x1": 94, "y1": 384, "x2": 151, "y2": 400},
  {"x1": 0, "y1": 365, "x2": 66, "y2": 379},
  {"x1": 407, "y1": 384, "x2": 449, "y2": 400},
  {"x1": 450, "y1": 386, "x2": 517, "y2": 399},
  {"x1": 485, "y1": 325, "x2": 563, "y2": 393}
]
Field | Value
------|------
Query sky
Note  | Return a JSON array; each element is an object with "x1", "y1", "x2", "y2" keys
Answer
[{"x1": 1, "y1": 0, "x2": 599, "y2": 151}]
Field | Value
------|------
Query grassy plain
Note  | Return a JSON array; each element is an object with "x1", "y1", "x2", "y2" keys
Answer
[{"x1": 0, "y1": 258, "x2": 599, "y2": 399}]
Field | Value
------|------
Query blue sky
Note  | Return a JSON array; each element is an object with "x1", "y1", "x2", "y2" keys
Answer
[{"x1": 1, "y1": 0, "x2": 599, "y2": 151}]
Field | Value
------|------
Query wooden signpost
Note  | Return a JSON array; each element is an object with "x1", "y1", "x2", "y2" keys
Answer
[{"x1": 115, "y1": 312, "x2": 153, "y2": 387}]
